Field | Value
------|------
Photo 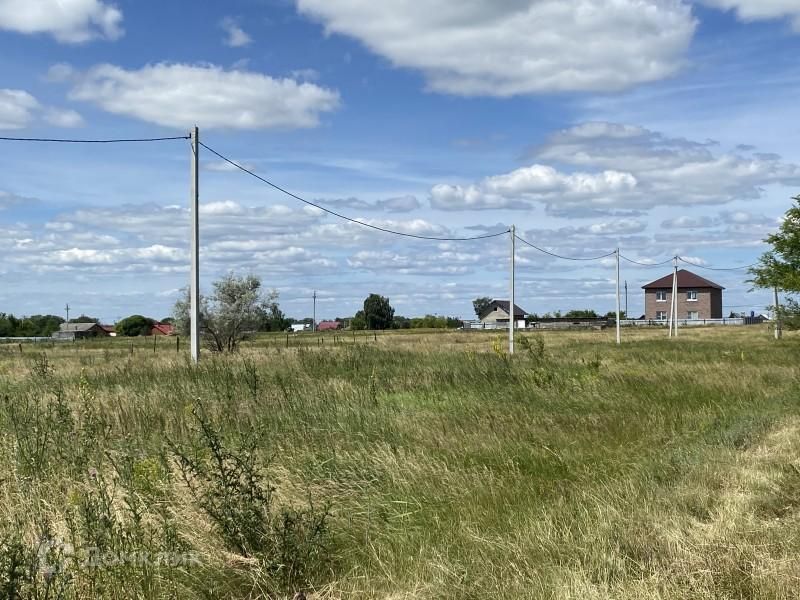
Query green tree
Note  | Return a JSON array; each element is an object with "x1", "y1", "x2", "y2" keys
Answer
[
  {"x1": 362, "y1": 294, "x2": 394, "y2": 330},
  {"x1": 256, "y1": 303, "x2": 290, "y2": 332},
  {"x1": 69, "y1": 314, "x2": 99, "y2": 323},
  {"x1": 565, "y1": 309, "x2": 599, "y2": 319},
  {"x1": 350, "y1": 310, "x2": 367, "y2": 330},
  {"x1": 173, "y1": 273, "x2": 280, "y2": 352},
  {"x1": 472, "y1": 297, "x2": 492, "y2": 319},
  {"x1": 750, "y1": 195, "x2": 800, "y2": 328},
  {"x1": 117, "y1": 315, "x2": 154, "y2": 336}
]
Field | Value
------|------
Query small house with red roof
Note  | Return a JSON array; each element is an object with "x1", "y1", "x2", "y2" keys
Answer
[
  {"x1": 642, "y1": 269, "x2": 723, "y2": 321},
  {"x1": 317, "y1": 320, "x2": 340, "y2": 331},
  {"x1": 150, "y1": 322, "x2": 175, "y2": 336}
]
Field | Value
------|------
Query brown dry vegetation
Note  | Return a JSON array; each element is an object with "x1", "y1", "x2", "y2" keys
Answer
[{"x1": 0, "y1": 325, "x2": 799, "y2": 599}]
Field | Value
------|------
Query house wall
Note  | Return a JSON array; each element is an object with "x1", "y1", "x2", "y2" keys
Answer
[
  {"x1": 644, "y1": 287, "x2": 720, "y2": 319},
  {"x1": 480, "y1": 307, "x2": 510, "y2": 324}
]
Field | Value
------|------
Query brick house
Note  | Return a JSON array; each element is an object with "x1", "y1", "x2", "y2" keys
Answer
[{"x1": 642, "y1": 269, "x2": 723, "y2": 321}]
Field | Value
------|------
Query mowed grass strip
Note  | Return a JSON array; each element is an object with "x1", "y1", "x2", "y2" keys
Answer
[{"x1": 0, "y1": 326, "x2": 798, "y2": 598}]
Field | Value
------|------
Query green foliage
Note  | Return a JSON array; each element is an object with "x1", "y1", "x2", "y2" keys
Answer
[
  {"x1": 408, "y1": 315, "x2": 462, "y2": 329},
  {"x1": 116, "y1": 314, "x2": 154, "y2": 337},
  {"x1": 173, "y1": 273, "x2": 284, "y2": 351},
  {"x1": 350, "y1": 310, "x2": 367, "y2": 330},
  {"x1": 70, "y1": 315, "x2": 100, "y2": 323},
  {"x1": 171, "y1": 399, "x2": 330, "y2": 592},
  {"x1": 565, "y1": 309, "x2": 599, "y2": 318},
  {"x1": 257, "y1": 303, "x2": 290, "y2": 332},
  {"x1": 0, "y1": 313, "x2": 64, "y2": 337},
  {"x1": 362, "y1": 294, "x2": 394, "y2": 330},
  {"x1": 472, "y1": 297, "x2": 492, "y2": 318},
  {"x1": 750, "y1": 195, "x2": 800, "y2": 292}
]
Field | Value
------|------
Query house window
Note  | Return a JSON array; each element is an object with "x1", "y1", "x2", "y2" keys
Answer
[
  {"x1": 656, "y1": 290, "x2": 667, "y2": 302},
  {"x1": 686, "y1": 290, "x2": 698, "y2": 301},
  {"x1": 687, "y1": 311, "x2": 699, "y2": 320},
  {"x1": 656, "y1": 311, "x2": 667, "y2": 320}
]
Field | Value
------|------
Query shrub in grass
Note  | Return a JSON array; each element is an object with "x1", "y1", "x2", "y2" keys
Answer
[{"x1": 170, "y1": 398, "x2": 331, "y2": 594}]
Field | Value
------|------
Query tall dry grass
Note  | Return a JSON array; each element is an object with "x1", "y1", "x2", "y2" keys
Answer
[{"x1": 0, "y1": 325, "x2": 798, "y2": 598}]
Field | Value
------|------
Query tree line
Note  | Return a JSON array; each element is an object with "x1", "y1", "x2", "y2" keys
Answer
[{"x1": 0, "y1": 313, "x2": 101, "y2": 337}]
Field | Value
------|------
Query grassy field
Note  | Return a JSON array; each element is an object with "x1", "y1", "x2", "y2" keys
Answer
[{"x1": 1, "y1": 325, "x2": 799, "y2": 599}]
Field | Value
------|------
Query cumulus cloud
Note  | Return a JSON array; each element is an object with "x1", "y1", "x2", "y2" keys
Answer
[
  {"x1": 0, "y1": 0, "x2": 123, "y2": 43},
  {"x1": 220, "y1": 16, "x2": 252, "y2": 47},
  {"x1": 0, "y1": 88, "x2": 84, "y2": 130},
  {"x1": 698, "y1": 1, "x2": 800, "y2": 30},
  {"x1": 43, "y1": 107, "x2": 84, "y2": 127},
  {"x1": 431, "y1": 122, "x2": 800, "y2": 214},
  {"x1": 0, "y1": 190, "x2": 36, "y2": 210},
  {"x1": 661, "y1": 215, "x2": 717, "y2": 229},
  {"x1": 347, "y1": 250, "x2": 477, "y2": 275},
  {"x1": 68, "y1": 63, "x2": 340, "y2": 130},
  {"x1": 0, "y1": 89, "x2": 38, "y2": 129},
  {"x1": 322, "y1": 195, "x2": 421, "y2": 213},
  {"x1": 296, "y1": 0, "x2": 696, "y2": 96}
]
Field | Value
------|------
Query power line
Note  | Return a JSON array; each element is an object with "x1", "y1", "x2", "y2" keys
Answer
[
  {"x1": 514, "y1": 234, "x2": 616, "y2": 261},
  {"x1": 619, "y1": 254, "x2": 673, "y2": 267},
  {"x1": 199, "y1": 141, "x2": 509, "y2": 241},
  {"x1": 0, "y1": 135, "x2": 190, "y2": 143},
  {"x1": 678, "y1": 256, "x2": 757, "y2": 271}
]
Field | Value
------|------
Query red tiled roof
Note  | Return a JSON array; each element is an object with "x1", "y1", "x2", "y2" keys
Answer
[
  {"x1": 317, "y1": 321, "x2": 340, "y2": 331},
  {"x1": 642, "y1": 269, "x2": 724, "y2": 290},
  {"x1": 151, "y1": 322, "x2": 175, "y2": 335}
]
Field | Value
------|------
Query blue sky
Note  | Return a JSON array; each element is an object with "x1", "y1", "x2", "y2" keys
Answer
[{"x1": 1, "y1": 0, "x2": 799, "y2": 322}]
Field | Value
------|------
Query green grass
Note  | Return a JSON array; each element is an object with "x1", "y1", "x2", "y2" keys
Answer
[{"x1": 0, "y1": 326, "x2": 799, "y2": 598}]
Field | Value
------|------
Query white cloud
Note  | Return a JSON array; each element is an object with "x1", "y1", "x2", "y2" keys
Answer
[
  {"x1": 347, "y1": 250, "x2": 476, "y2": 275},
  {"x1": 661, "y1": 215, "x2": 716, "y2": 229},
  {"x1": 204, "y1": 160, "x2": 257, "y2": 172},
  {"x1": 69, "y1": 63, "x2": 341, "y2": 130},
  {"x1": 431, "y1": 167, "x2": 637, "y2": 211},
  {"x1": 0, "y1": 88, "x2": 84, "y2": 130},
  {"x1": 0, "y1": 190, "x2": 37, "y2": 210},
  {"x1": 296, "y1": 0, "x2": 696, "y2": 96},
  {"x1": 199, "y1": 200, "x2": 246, "y2": 216},
  {"x1": 44, "y1": 63, "x2": 76, "y2": 82},
  {"x1": 431, "y1": 122, "x2": 800, "y2": 214},
  {"x1": 0, "y1": 0, "x2": 122, "y2": 43},
  {"x1": 220, "y1": 16, "x2": 252, "y2": 47},
  {"x1": 44, "y1": 107, "x2": 84, "y2": 127},
  {"x1": 0, "y1": 89, "x2": 38, "y2": 129},
  {"x1": 322, "y1": 194, "x2": 421, "y2": 213},
  {"x1": 698, "y1": 1, "x2": 800, "y2": 30}
]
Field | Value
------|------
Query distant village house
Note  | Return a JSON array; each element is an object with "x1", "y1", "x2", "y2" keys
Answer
[
  {"x1": 52, "y1": 322, "x2": 109, "y2": 340},
  {"x1": 642, "y1": 269, "x2": 723, "y2": 321},
  {"x1": 317, "y1": 320, "x2": 340, "y2": 331},
  {"x1": 479, "y1": 300, "x2": 528, "y2": 328}
]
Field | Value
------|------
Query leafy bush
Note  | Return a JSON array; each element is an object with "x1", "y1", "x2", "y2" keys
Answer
[
  {"x1": 170, "y1": 399, "x2": 331, "y2": 593},
  {"x1": 116, "y1": 315, "x2": 154, "y2": 337}
]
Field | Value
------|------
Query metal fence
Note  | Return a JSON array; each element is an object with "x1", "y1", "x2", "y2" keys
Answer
[{"x1": 621, "y1": 318, "x2": 761, "y2": 327}]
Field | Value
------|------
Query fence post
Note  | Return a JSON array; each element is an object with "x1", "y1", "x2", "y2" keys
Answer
[{"x1": 176, "y1": 336, "x2": 180, "y2": 353}]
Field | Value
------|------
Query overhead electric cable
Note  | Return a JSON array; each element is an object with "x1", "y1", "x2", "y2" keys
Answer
[
  {"x1": 199, "y1": 141, "x2": 509, "y2": 241},
  {"x1": 619, "y1": 254, "x2": 674, "y2": 267},
  {"x1": 514, "y1": 234, "x2": 616, "y2": 261},
  {"x1": 678, "y1": 256, "x2": 757, "y2": 271},
  {"x1": 0, "y1": 135, "x2": 190, "y2": 143}
]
